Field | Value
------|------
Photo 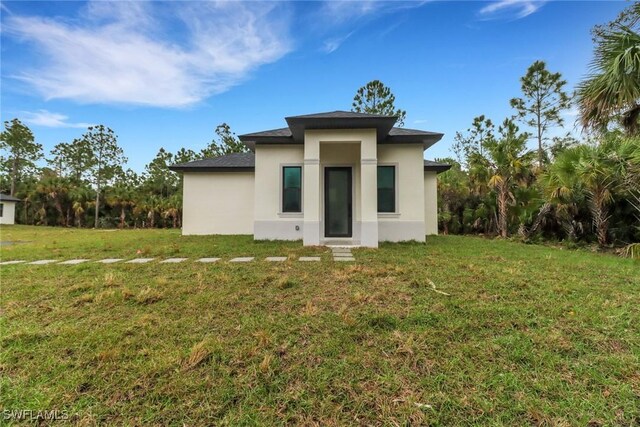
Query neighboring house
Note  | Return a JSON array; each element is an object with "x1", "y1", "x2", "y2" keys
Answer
[
  {"x1": 0, "y1": 193, "x2": 20, "y2": 225},
  {"x1": 170, "y1": 111, "x2": 450, "y2": 247}
]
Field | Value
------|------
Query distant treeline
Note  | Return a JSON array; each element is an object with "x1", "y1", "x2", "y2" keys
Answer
[{"x1": 0, "y1": 121, "x2": 247, "y2": 229}]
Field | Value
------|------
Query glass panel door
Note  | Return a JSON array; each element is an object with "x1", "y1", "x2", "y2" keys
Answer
[{"x1": 324, "y1": 167, "x2": 352, "y2": 238}]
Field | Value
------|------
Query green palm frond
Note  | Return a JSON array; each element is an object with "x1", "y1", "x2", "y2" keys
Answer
[{"x1": 577, "y1": 25, "x2": 640, "y2": 133}]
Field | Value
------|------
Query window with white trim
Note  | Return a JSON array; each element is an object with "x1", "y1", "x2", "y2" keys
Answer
[
  {"x1": 282, "y1": 166, "x2": 302, "y2": 213},
  {"x1": 377, "y1": 165, "x2": 396, "y2": 213}
]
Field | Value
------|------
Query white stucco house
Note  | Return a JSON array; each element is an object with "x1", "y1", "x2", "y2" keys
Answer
[
  {"x1": 170, "y1": 111, "x2": 450, "y2": 248},
  {"x1": 0, "y1": 193, "x2": 20, "y2": 225}
]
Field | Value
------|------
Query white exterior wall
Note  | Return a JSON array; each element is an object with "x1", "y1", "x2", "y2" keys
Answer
[
  {"x1": 424, "y1": 171, "x2": 439, "y2": 235},
  {"x1": 0, "y1": 202, "x2": 16, "y2": 225},
  {"x1": 377, "y1": 145, "x2": 426, "y2": 242},
  {"x1": 182, "y1": 172, "x2": 254, "y2": 235},
  {"x1": 254, "y1": 145, "x2": 304, "y2": 240}
]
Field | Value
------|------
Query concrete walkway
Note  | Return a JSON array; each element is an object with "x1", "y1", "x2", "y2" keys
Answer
[{"x1": 329, "y1": 246, "x2": 356, "y2": 262}]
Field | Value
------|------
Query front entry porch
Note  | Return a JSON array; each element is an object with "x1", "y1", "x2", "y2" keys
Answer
[{"x1": 303, "y1": 129, "x2": 379, "y2": 248}]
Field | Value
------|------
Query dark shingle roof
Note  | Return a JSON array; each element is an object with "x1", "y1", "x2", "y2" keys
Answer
[
  {"x1": 424, "y1": 160, "x2": 451, "y2": 174},
  {"x1": 286, "y1": 110, "x2": 396, "y2": 119},
  {"x1": 389, "y1": 127, "x2": 442, "y2": 137},
  {"x1": 238, "y1": 112, "x2": 443, "y2": 150},
  {"x1": 169, "y1": 153, "x2": 450, "y2": 175},
  {"x1": 169, "y1": 152, "x2": 255, "y2": 172},
  {"x1": 0, "y1": 193, "x2": 21, "y2": 202},
  {"x1": 240, "y1": 127, "x2": 292, "y2": 138}
]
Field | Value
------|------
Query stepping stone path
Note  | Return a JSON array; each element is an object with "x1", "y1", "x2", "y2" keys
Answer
[
  {"x1": 126, "y1": 258, "x2": 154, "y2": 264},
  {"x1": 330, "y1": 247, "x2": 355, "y2": 262},
  {"x1": 58, "y1": 259, "x2": 89, "y2": 265},
  {"x1": 1, "y1": 250, "x2": 356, "y2": 266},
  {"x1": 160, "y1": 258, "x2": 188, "y2": 263}
]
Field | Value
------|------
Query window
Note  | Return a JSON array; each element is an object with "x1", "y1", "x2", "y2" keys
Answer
[
  {"x1": 282, "y1": 166, "x2": 302, "y2": 213},
  {"x1": 0, "y1": 203, "x2": 3, "y2": 217},
  {"x1": 377, "y1": 165, "x2": 396, "y2": 213}
]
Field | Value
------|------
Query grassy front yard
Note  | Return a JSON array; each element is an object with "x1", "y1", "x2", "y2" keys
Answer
[{"x1": 1, "y1": 225, "x2": 639, "y2": 425}]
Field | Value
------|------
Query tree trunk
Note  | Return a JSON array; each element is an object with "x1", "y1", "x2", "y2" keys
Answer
[
  {"x1": 94, "y1": 189, "x2": 100, "y2": 228},
  {"x1": 10, "y1": 157, "x2": 18, "y2": 196},
  {"x1": 120, "y1": 206, "x2": 126, "y2": 229},
  {"x1": 523, "y1": 202, "x2": 551, "y2": 239},
  {"x1": 54, "y1": 199, "x2": 66, "y2": 227},
  {"x1": 534, "y1": 90, "x2": 544, "y2": 168},
  {"x1": 94, "y1": 161, "x2": 102, "y2": 228},
  {"x1": 497, "y1": 183, "x2": 508, "y2": 238},
  {"x1": 590, "y1": 191, "x2": 609, "y2": 246}
]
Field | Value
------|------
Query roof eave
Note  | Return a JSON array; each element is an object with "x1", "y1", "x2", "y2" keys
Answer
[
  {"x1": 383, "y1": 133, "x2": 444, "y2": 150},
  {"x1": 424, "y1": 164, "x2": 451, "y2": 174},
  {"x1": 285, "y1": 117, "x2": 398, "y2": 142},
  {"x1": 168, "y1": 166, "x2": 255, "y2": 173}
]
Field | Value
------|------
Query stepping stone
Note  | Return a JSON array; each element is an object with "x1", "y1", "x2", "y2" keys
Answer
[
  {"x1": 331, "y1": 248, "x2": 352, "y2": 253},
  {"x1": 197, "y1": 258, "x2": 220, "y2": 263},
  {"x1": 229, "y1": 257, "x2": 254, "y2": 262},
  {"x1": 28, "y1": 260, "x2": 57, "y2": 265},
  {"x1": 333, "y1": 252, "x2": 353, "y2": 257},
  {"x1": 126, "y1": 258, "x2": 154, "y2": 264},
  {"x1": 265, "y1": 257, "x2": 287, "y2": 262},
  {"x1": 0, "y1": 260, "x2": 26, "y2": 265},
  {"x1": 160, "y1": 258, "x2": 188, "y2": 263},
  {"x1": 58, "y1": 259, "x2": 89, "y2": 265},
  {"x1": 97, "y1": 258, "x2": 124, "y2": 264},
  {"x1": 334, "y1": 257, "x2": 355, "y2": 262},
  {"x1": 299, "y1": 256, "x2": 321, "y2": 262}
]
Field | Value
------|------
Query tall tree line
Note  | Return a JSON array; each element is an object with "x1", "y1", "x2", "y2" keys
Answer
[
  {"x1": 439, "y1": 4, "x2": 640, "y2": 252},
  {"x1": 0, "y1": 121, "x2": 247, "y2": 229}
]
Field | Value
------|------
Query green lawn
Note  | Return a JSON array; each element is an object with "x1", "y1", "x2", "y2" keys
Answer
[{"x1": 1, "y1": 225, "x2": 639, "y2": 425}]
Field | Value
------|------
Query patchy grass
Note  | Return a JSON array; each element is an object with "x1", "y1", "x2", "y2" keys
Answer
[{"x1": 1, "y1": 226, "x2": 639, "y2": 425}]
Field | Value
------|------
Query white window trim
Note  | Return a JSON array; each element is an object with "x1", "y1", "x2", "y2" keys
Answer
[
  {"x1": 279, "y1": 163, "x2": 304, "y2": 217},
  {"x1": 377, "y1": 162, "x2": 400, "y2": 216}
]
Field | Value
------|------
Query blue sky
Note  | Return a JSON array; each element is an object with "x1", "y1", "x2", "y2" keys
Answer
[{"x1": 0, "y1": 1, "x2": 627, "y2": 172}]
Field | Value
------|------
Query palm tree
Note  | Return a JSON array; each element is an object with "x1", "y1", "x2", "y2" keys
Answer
[
  {"x1": 161, "y1": 194, "x2": 182, "y2": 228},
  {"x1": 577, "y1": 5, "x2": 640, "y2": 134},
  {"x1": 107, "y1": 184, "x2": 136, "y2": 229},
  {"x1": 36, "y1": 175, "x2": 71, "y2": 226},
  {"x1": 436, "y1": 159, "x2": 470, "y2": 235},
  {"x1": 483, "y1": 119, "x2": 535, "y2": 238},
  {"x1": 545, "y1": 132, "x2": 638, "y2": 246},
  {"x1": 68, "y1": 184, "x2": 91, "y2": 228}
]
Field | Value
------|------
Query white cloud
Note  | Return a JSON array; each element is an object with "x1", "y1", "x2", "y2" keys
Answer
[
  {"x1": 319, "y1": 1, "x2": 430, "y2": 24},
  {"x1": 3, "y1": 1, "x2": 292, "y2": 108},
  {"x1": 322, "y1": 31, "x2": 355, "y2": 54},
  {"x1": 21, "y1": 110, "x2": 93, "y2": 128},
  {"x1": 316, "y1": 1, "x2": 429, "y2": 54},
  {"x1": 478, "y1": 0, "x2": 546, "y2": 20}
]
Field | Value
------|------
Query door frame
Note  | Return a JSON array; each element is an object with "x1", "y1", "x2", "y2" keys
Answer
[{"x1": 323, "y1": 166, "x2": 353, "y2": 238}]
